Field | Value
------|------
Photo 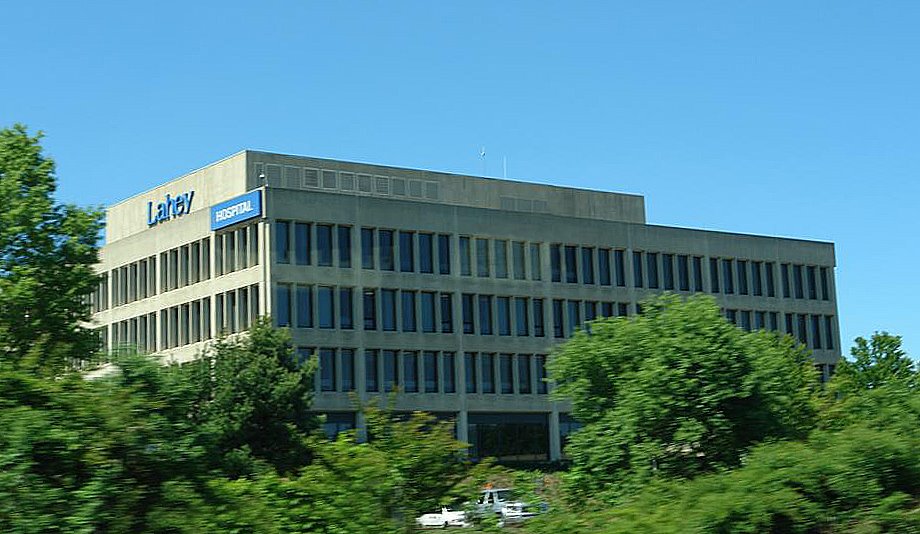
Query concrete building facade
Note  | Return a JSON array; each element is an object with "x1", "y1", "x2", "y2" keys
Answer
[{"x1": 90, "y1": 150, "x2": 841, "y2": 462}]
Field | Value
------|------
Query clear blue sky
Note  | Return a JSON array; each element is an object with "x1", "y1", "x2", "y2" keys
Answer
[{"x1": 2, "y1": 2, "x2": 917, "y2": 358}]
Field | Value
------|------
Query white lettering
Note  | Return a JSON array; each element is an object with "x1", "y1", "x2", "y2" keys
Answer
[{"x1": 214, "y1": 200, "x2": 254, "y2": 222}]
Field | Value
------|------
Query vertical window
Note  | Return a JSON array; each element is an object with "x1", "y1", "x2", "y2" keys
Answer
[
  {"x1": 530, "y1": 243, "x2": 542, "y2": 280},
  {"x1": 598, "y1": 249, "x2": 611, "y2": 286},
  {"x1": 677, "y1": 255, "x2": 690, "y2": 291},
  {"x1": 341, "y1": 349, "x2": 355, "y2": 391},
  {"x1": 421, "y1": 292, "x2": 436, "y2": 333},
  {"x1": 462, "y1": 294, "x2": 475, "y2": 334},
  {"x1": 220, "y1": 238, "x2": 231, "y2": 275},
  {"x1": 614, "y1": 250, "x2": 626, "y2": 287},
  {"x1": 763, "y1": 262, "x2": 776, "y2": 297},
  {"x1": 275, "y1": 284, "x2": 291, "y2": 327},
  {"x1": 512, "y1": 241, "x2": 526, "y2": 279},
  {"x1": 647, "y1": 253, "x2": 659, "y2": 289},
  {"x1": 295, "y1": 222, "x2": 310, "y2": 265},
  {"x1": 438, "y1": 234, "x2": 451, "y2": 275},
  {"x1": 797, "y1": 314, "x2": 808, "y2": 345},
  {"x1": 515, "y1": 297, "x2": 529, "y2": 336},
  {"x1": 275, "y1": 221, "x2": 290, "y2": 264},
  {"x1": 582, "y1": 247, "x2": 595, "y2": 284},
  {"x1": 811, "y1": 315, "x2": 822, "y2": 349},
  {"x1": 476, "y1": 238, "x2": 490, "y2": 277},
  {"x1": 365, "y1": 350, "x2": 379, "y2": 392},
  {"x1": 722, "y1": 259, "x2": 734, "y2": 294},
  {"x1": 807, "y1": 266, "x2": 817, "y2": 300},
  {"x1": 550, "y1": 244, "x2": 562, "y2": 282},
  {"x1": 585, "y1": 301, "x2": 597, "y2": 321},
  {"x1": 820, "y1": 267, "x2": 830, "y2": 301},
  {"x1": 465, "y1": 352, "x2": 477, "y2": 393},
  {"x1": 440, "y1": 293, "x2": 453, "y2": 333},
  {"x1": 478, "y1": 295, "x2": 493, "y2": 335},
  {"x1": 338, "y1": 226, "x2": 352, "y2": 268},
  {"x1": 785, "y1": 313, "x2": 795, "y2": 337},
  {"x1": 379, "y1": 230, "x2": 394, "y2": 271},
  {"x1": 481, "y1": 353, "x2": 495, "y2": 393},
  {"x1": 499, "y1": 354, "x2": 513, "y2": 394},
  {"x1": 752, "y1": 262, "x2": 763, "y2": 296},
  {"x1": 424, "y1": 351, "x2": 438, "y2": 393},
  {"x1": 497, "y1": 297, "x2": 511, "y2": 336},
  {"x1": 793, "y1": 264, "x2": 804, "y2": 299},
  {"x1": 418, "y1": 233, "x2": 433, "y2": 273},
  {"x1": 601, "y1": 302, "x2": 614, "y2": 317},
  {"x1": 383, "y1": 350, "x2": 398, "y2": 392},
  {"x1": 459, "y1": 236, "x2": 472, "y2": 276},
  {"x1": 738, "y1": 260, "x2": 749, "y2": 295},
  {"x1": 662, "y1": 254, "x2": 674, "y2": 290},
  {"x1": 318, "y1": 286, "x2": 335, "y2": 329},
  {"x1": 399, "y1": 231, "x2": 415, "y2": 272},
  {"x1": 564, "y1": 245, "x2": 578, "y2": 283},
  {"x1": 725, "y1": 309, "x2": 737, "y2": 325},
  {"x1": 781, "y1": 264, "x2": 791, "y2": 298},
  {"x1": 403, "y1": 351, "x2": 418, "y2": 393},
  {"x1": 518, "y1": 354, "x2": 532, "y2": 394},
  {"x1": 381, "y1": 289, "x2": 397, "y2": 331},
  {"x1": 361, "y1": 228, "x2": 375, "y2": 269},
  {"x1": 339, "y1": 288, "x2": 353, "y2": 329},
  {"x1": 494, "y1": 240, "x2": 508, "y2": 278},
  {"x1": 363, "y1": 289, "x2": 376, "y2": 330},
  {"x1": 443, "y1": 352, "x2": 456, "y2": 393},
  {"x1": 296, "y1": 285, "x2": 313, "y2": 328},
  {"x1": 692, "y1": 256, "x2": 704, "y2": 292},
  {"x1": 317, "y1": 224, "x2": 333, "y2": 266},
  {"x1": 319, "y1": 348, "x2": 336, "y2": 391},
  {"x1": 533, "y1": 299, "x2": 545, "y2": 337},
  {"x1": 401, "y1": 291, "x2": 417, "y2": 332},
  {"x1": 553, "y1": 299, "x2": 565, "y2": 338},
  {"x1": 633, "y1": 251, "x2": 644, "y2": 288},
  {"x1": 754, "y1": 311, "x2": 765, "y2": 330},
  {"x1": 740, "y1": 310, "x2": 751, "y2": 331},
  {"x1": 567, "y1": 300, "x2": 581, "y2": 335},
  {"x1": 824, "y1": 316, "x2": 834, "y2": 350},
  {"x1": 710, "y1": 258, "x2": 720, "y2": 293},
  {"x1": 536, "y1": 355, "x2": 548, "y2": 394}
]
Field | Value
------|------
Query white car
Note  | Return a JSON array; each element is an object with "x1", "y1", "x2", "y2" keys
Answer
[
  {"x1": 415, "y1": 506, "x2": 470, "y2": 529},
  {"x1": 498, "y1": 502, "x2": 540, "y2": 527}
]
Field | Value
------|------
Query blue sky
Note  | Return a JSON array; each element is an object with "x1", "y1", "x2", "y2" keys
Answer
[{"x1": 2, "y1": 2, "x2": 917, "y2": 358}]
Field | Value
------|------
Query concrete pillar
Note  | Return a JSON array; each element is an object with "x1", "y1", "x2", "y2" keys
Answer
[
  {"x1": 457, "y1": 409, "x2": 469, "y2": 446},
  {"x1": 549, "y1": 409, "x2": 561, "y2": 461}
]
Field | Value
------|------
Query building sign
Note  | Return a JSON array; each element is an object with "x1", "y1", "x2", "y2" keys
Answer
[
  {"x1": 147, "y1": 191, "x2": 195, "y2": 227},
  {"x1": 210, "y1": 190, "x2": 262, "y2": 231}
]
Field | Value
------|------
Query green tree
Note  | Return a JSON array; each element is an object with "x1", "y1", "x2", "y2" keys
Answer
[
  {"x1": 833, "y1": 332, "x2": 917, "y2": 394},
  {"x1": 549, "y1": 294, "x2": 818, "y2": 501},
  {"x1": 0, "y1": 124, "x2": 103, "y2": 374}
]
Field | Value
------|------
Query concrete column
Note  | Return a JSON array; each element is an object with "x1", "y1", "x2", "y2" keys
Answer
[
  {"x1": 457, "y1": 409, "x2": 469, "y2": 446},
  {"x1": 549, "y1": 408, "x2": 561, "y2": 461}
]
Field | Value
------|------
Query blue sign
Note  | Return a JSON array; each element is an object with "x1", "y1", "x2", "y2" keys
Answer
[
  {"x1": 210, "y1": 190, "x2": 262, "y2": 231},
  {"x1": 148, "y1": 191, "x2": 195, "y2": 227}
]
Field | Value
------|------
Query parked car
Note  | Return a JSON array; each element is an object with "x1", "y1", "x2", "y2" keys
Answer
[
  {"x1": 415, "y1": 506, "x2": 470, "y2": 529},
  {"x1": 498, "y1": 502, "x2": 541, "y2": 527}
]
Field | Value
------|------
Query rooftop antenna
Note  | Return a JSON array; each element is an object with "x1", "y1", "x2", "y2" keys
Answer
[{"x1": 479, "y1": 146, "x2": 486, "y2": 176}]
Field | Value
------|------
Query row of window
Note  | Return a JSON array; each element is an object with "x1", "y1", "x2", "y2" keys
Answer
[
  {"x1": 299, "y1": 348, "x2": 549, "y2": 396},
  {"x1": 257, "y1": 162, "x2": 442, "y2": 200},
  {"x1": 214, "y1": 222, "x2": 259, "y2": 276},
  {"x1": 721, "y1": 309, "x2": 835, "y2": 351},
  {"x1": 104, "y1": 255, "x2": 158, "y2": 310},
  {"x1": 215, "y1": 284, "x2": 261, "y2": 335}
]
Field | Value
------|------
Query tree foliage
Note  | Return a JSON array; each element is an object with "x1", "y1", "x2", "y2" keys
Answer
[{"x1": 833, "y1": 332, "x2": 917, "y2": 394}]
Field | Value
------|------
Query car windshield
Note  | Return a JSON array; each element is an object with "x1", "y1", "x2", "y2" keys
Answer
[{"x1": 497, "y1": 490, "x2": 513, "y2": 501}]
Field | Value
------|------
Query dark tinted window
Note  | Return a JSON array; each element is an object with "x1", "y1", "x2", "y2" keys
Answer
[
  {"x1": 365, "y1": 350, "x2": 379, "y2": 392},
  {"x1": 598, "y1": 249, "x2": 611, "y2": 285},
  {"x1": 424, "y1": 351, "x2": 438, "y2": 392},
  {"x1": 550, "y1": 244, "x2": 562, "y2": 282},
  {"x1": 462, "y1": 294, "x2": 474, "y2": 334},
  {"x1": 362, "y1": 289, "x2": 376, "y2": 330},
  {"x1": 565, "y1": 245, "x2": 578, "y2": 283},
  {"x1": 318, "y1": 286, "x2": 334, "y2": 328},
  {"x1": 737, "y1": 260, "x2": 748, "y2": 295},
  {"x1": 296, "y1": 285, "x2": 312, "y2": 328},
  {"x1": 465, "y1": 352, "x2": 477, "y2": 393},
  {"x1": 478, "y1": 295, "x2": 493, "y2": 335},
  {"x1": 317, "y1": 224, "x2": 333, "y2": 266},
  {"x1": 361, "y1": 228, "x2": 374, "y2": 268},
  {"x1": 381, "y1": 289, "x2": 397, "y2": 331},
  {"x1": 647, "y1": 253, "x2": 659, "y2": 289},
  {"x1": 419, "y1": 233, "x2": 433, "y2": 273},
  {"x1": 438, "y1": 234, "x2": 451, "y2": 275},
  {"x1": 339, "y1": 288, "x2": 353, "y2": 329},
  {"x1": 294, "y1": 222, "x2": 310, "y2": 265},
  {"x1": 337, "y1": 226, "x2": 351, "y2": 267},
  {"x1": 440, "y1": 293, "x2": 453, "y2": 333},
  {"x1": 515, "y1": 297, "x2": 529, "y2": 336},
  {"x1": 533, "y1": 299, "x2": 545, "y2": 337},
  {"x1": 399, "y1": 231, "x2": 415, "y2": 272},
  {"x1": 421, "y1": 292, "x2": 436, "y2": 333},
  {"x1": 276, "y1": 221, "x2": 290, "y2": 264},
  {"x1": 401, "y1": 291, "x2": 416, "y2": 332},
  {"x1": 459, "y1": 237, "x2": 471, "y2": 275},
  {"x1": 494, "y1": 240, "x2": 508, "y2": 279},
  {"x1": 497, "y1": 297, "x2": 511, "y2": 336},
  {"x1": 403, "y1": 351, "x2": 418, "y2": 392},
  {"x1": 379, "y1": 230, "x2": 394, "y2": 271},
  {"x1": 442, "y1": 352, "x2": 456, "y2": 393}
]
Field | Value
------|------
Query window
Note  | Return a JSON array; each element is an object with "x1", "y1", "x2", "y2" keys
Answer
[
  {"x1": 567, "y1": 300, "x2": 580, "y2": 335},
  {"x1": 401, "y1": 291, "x2": 417, "y2": 332},
  {"x1": 381, "y1": 289, "x2": 397, "y2": 331},
  {"x1": 383, "y1": 350, "x2": 398, "y2": 392},
  {"x1": 276, "y1": 221, "x2": 290, "y2": 264},
  {"x1": 400, "y1": 231, "x2": 415, "y2": 272},
  {"x1": 442, "y1": 352, "x2": 456, "y2": 393},
  {"x1": 296, "y1": 285, "x2": 312, "y2": 328},
  {"x1": 476, "y1": 238, "x2": 490, "y2": 277},
  {"x1": 481, "y1": 353, "x2": 495, "y2": 393},
  {"x1": 499, "y1": 354, "x2": 513, "y2": 394},
  {"x1": 536, "y1": 355, "x2": 548, "y2": 394},
  {"x1": 533, "y1": 299, "x2": 545, "y2": 337},
  {"x1": 647, "y1": 253, "x2": 659, "y2": 289},
  {"x1": 824, "y1": 316, "x2": 835, "y2": 350},
  {"x1": 633, "y1": 251, "x2": 643, "y2": 287},
  {"x1": 709, "y1": 258, "x2": 720, "y2": 293},
  {"x1": 797, "y1": 314, "x2": 808, "y2": 345},
  {"x1": 820, "y1": 267, "x2": 830, "y2": 300},
  {"x1": 275, "y1": 284, "x2": 291, "y2": 327},
  {"x1": 663, "y1": 254, "x2": 674, "y2": 290},
  {"x1": 497, "y1": 297, "x2": 511, "y2": 336},
  {"x1": 550, "y1": 244, "x2": 562, "y2": 282},
  {"x1": 317, "y1": 224, "x2": 333, "y2": 266},
  {"x1": 494, "y1": 240, "x2": 508, "y2": 278},
  {"x1": 341, "y1": 349, "x2": 355, "y2": 391},
  {"x1": 807, "y1": 266, "x2": 817, "y2": 300},
  {"x1": 811, "y1": 315, "x2": 822, "y2": 349},
  {"x1": 585, "y1": 301, "x2": 597, "y2": 322},
  {"x1": 421, "y1": 292, "x2": 436, "y2": 333},
  {"x1": 418, "y1": 233, "x2": 433, "y2": 273},
  {"x1": 611, "y1": 249, "x2": 625, "y2": 287},
  {"x1": 793, "y1": 264, "x2": 804, "y2": 299},
  {"x1": 440, "y1": 293, "x2": 453, "y2": 333},
  {"x1": 424, "y1": 351, "x2": 438, "y2": 392},
  {"x1": 518, "y1": 354, "x2": 532, "y2": 394},
  {"x1": 478, "y1": 295, "x2": 493, "y2": 335},
  {"x1": 365, "y1": 350, "x2": 379, "y2": 392},
  {"x1": 462, "y1": 294, "x2": 475, "y2": 334},
  {"x1": 339, "y1": 288, "x2": 353, "y2": 329},
  {"x1": 512, "y1": 242, "x2": 526, "y2": 279},
  {"x1": 722, "y1": 259, "x2": 734, "y2": 294},
  {"x1": 740, "y1": 310, "x2": 751, "y2": 331},
  {"x1": 363, "y1": 289, "x2": 376, "y2": 330},
  {"x1": 379, "y1": 230, "x2": 394, "y2": 271},
  {"x1": 361, "y1": 228, "x2": 375, "y2": 269},
  {"x1": 598, "y1": 249, "x2": 611, "y2": 285},
  {"x1": 337, "y1": 226, "x2": 352, "y2": 268},
  {"x1": 565, "y1": 245, "x2": 578, "y2": 283},
  {"x1": 785, "y1": 313, "x2": 795, "y2": 336},
  {"x1": 530, "y1": 243, "x2": 542, "y2": 280},
  {"x1": 438, "y1": 234, "x2": 451, "y2": 275},
  {"x1": 318, "y1": 286, "x2": 335, "y2": 329},
  {"x1": 319, "y1": 348, "x2": 336, "y2": 391},
  {"x1": 738, "y1": 260, "x2": 748, "y2": 295},
  {"x1": 465, "y1": 352, "x2": 477, "y2": 393},
  {"x1": 754, "y1": 311, "x2": 765, "y2": 330},
  {"x1": 403, "y1": 351, "x2": 418, "y2": 392},
  {"x1": 677, "y1": 255, "x2": 689, "y2": 291},
  {"x1": 459, "y1": 236, "x2": 472, "y2": 276},
  {"x1": 781, "y1": 264, "x2": 791, "y2": 298},
  {"x1": 515, "y1": 297, "x2": 529, "y2": 336},
  {"x1": 765, "y1": 262, "x2": 776, "y2": 297},
  {"x1": 752, "y1": 262, "x2": 763, "y2": 296},
  {"x1": 553, "y1": 299, "x2": 565, "y2": 338}
]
